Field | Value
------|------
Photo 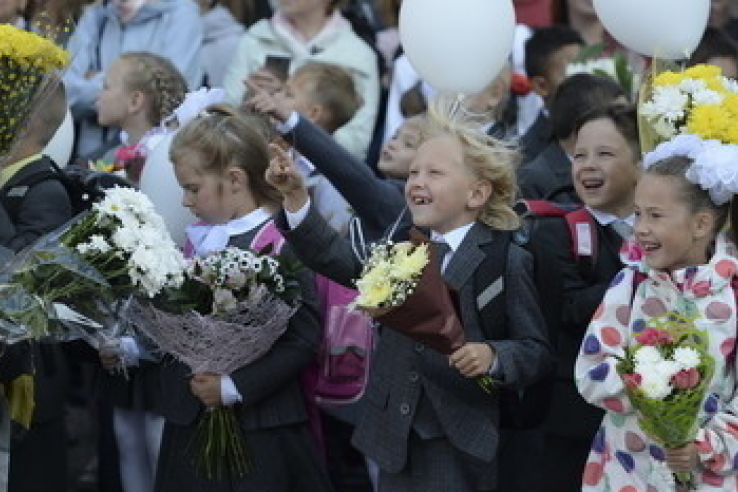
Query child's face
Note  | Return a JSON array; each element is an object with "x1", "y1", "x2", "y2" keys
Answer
[
  {"x1": 540, "y1": 44, "x2": 581, "y2": 101},
  {"x1": 279, "y1": 0, "x2": 331, "y2": 19},
  {"x1": 97, "y1": 59, "x2": 132, "y2": 127},
  {"x1": 378, "y1": 119, "x2": 421, "y2": 179},
  {"x1": 572, "y1": 118, "x2": 639, "y2": 218},
  {"x1": 634, "y1": 174, "x2": 714, "y2": 272},
  {"x1": 113, "y1": 0, "x2": 147, "y2": 22},
  {"x1": 405, "y1": 135, "x2": 486, "y2": 234},
  {"x1": 708, "y1": 56, "x2": 738, "y2": 80},
  {"x1": 174, "y1": 153, "x2": 235, "y2": 224}
]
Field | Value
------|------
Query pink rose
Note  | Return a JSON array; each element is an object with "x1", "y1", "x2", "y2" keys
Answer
[
  {"x1": 622, "y1": 373, "x2": 642, "y2": 388},
  {"x1": 671, "y1": 368, "x2": 700, "y2": 390},
  {"x1": 635, "y1": 328, "x2": 673, "y2": 346}
]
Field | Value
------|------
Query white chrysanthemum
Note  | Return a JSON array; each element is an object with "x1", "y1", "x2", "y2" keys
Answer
[
  {"x1": 650, "y1": 86, "x2": 689, "y2": 122},
  {"x1": 639, "y1": 372, "x2": 673, "y2": 399},
  {"x1": 678, "y1": 78, "x2": 706, "y2": 94},
  {"x1": 673, "y1": 347, "x2": 701, "y2": 369},
  {"x1": 692, "y1": 89, "x2": 724, "y2": 106},
  {"x1": 654, "y1": 359, "x2": 682, "y2": 379},
  {"x1": 722, "y1": 76, "x2": 738, "y2": 94},
  {"x1": 634, "y1": 345, "x2": 663, "y2": 365}
]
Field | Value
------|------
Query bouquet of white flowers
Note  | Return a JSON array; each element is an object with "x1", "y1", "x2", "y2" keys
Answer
[
  {"x1": 127, "y1": 244, "x2": 302, "y2": 479},
  {"x1": 0, "y1": 187, "x2": 186, "y2": 341},
  {"x1": 617, "y1": 311, "x2": 715, "y2": 490}
]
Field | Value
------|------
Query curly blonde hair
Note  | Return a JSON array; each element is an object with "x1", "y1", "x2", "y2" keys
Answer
[{"x1": 420, "y1": 97, "x2": 521, "y2": 231}]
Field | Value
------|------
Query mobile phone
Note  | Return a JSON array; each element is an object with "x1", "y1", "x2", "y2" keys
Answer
[{"x1": 264, "y1": 55, "x2": 292, "y2": 82}]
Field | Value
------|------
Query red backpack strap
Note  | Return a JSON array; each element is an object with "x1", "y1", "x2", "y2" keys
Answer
[
  {"x1": 565, "y1": 207, "x2": 597, "y2": 264},
  {"x1": 250, "y1": 220, "x2": 286, "y2": 255},
  {"x1": 515, "y1": 199, "x2": 572, "y2": 218}
]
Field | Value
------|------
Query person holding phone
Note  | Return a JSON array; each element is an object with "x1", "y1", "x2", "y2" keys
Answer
[{"x1": 223, "y1": 0, "x2": 380, "y2": 159}]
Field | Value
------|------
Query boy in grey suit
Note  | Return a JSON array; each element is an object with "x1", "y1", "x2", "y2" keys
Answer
[{"x1": 267, "y1": 102, "x2": 553, "y2": 491}]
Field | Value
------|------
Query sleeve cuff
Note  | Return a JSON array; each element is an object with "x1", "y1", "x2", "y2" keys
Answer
[
  {"x1": 119, "y1": 337, "x2": 141, "y2": 367},
  {"x1": 276, "y1": 111, "x2": 300, "y2": 134},
  {"x1": 486, "y1": 343, "x2": 504, "y2": 381},
  {"x1": 284, "y1": 198, "x2": 312, "y2": 229},
  {"x1": 220, "y1": 375, "x2": 243, "y2": 406}
]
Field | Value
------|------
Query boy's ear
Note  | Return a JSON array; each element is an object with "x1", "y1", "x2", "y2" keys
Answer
[
  {"x1": 529, "y1": 75, "x2": 551, "y2": 99},
  {"x1": 468, "y1": 179, "x2": 493, "y2": 211}
]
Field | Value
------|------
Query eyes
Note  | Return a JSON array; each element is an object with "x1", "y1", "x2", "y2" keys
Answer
[{"x1": 573, "y1": 149, "x2": 616, "y2": 161}]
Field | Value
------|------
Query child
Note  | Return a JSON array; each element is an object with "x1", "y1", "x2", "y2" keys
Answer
[
  {"x1": 520, "y1": 25, "x2": 584, "y2": 163},
  {"x1": 95, "y1": 51, "x2": 188, "y2": 184},
  {"x1": 576, "y1": 150, "x2": 738, "y2": 490},
  {"x1": 541, "y1": 104, "x2": 640, "y2": 492},
  {"x1": 154, "y1": 104, "x2": 333, "y2": 492},
  {"x1": 689, "y1": 27, "x2": 738, "y2": 80},
  {"x1": 268, "y1": 100, "x2": 553, "y2": 491},
  {"x1": 272, "y1": 61, "x2": 362, "y2": 234}
]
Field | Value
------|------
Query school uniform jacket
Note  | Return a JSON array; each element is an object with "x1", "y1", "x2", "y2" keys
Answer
[
  {"x1": 543, "y1": 216, "x2": 623, "y2": 438},
  {"x1": 519, "y1": 110, "x2": 551, "y2": 164},
  {"x1": 156, "y1": 227, "x2": 322, "y2": 431},
  {"x1": 276, "y1": 206, "x2": 552, "y2": 484}
]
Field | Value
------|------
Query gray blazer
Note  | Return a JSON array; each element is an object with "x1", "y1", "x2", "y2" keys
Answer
[{"x1": 277, "y1": 206, "x2": 552, "y2": 481}]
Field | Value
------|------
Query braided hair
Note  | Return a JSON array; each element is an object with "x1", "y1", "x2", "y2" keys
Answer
[{"x1": 119, "y1": 52, "x2": 188, "y2": 127}]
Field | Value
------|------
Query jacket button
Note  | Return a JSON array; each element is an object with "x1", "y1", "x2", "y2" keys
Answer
[
  {"x1": 414, "y1": 343, "x2": 425, "y2": 353},
  {"x1": 409, "y1": 371, "x2": 419, "y2": 382},
  {"x1": 399, "y1": 403, "x2": 410, "y2": 415}
]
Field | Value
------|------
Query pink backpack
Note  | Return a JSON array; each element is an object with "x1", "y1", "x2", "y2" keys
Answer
[{"x1": 250, "y1": 221, "x2": 374, "y2": 408}]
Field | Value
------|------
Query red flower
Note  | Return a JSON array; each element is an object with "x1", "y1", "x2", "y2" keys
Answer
[
  {"x1": 671, "y1": 368, "x2": 700, "y2": 389},
  {"x1": 622, "y1": 373, "x2": 642, "y2": 388},
  {"x1": 635, "y1": 328, "x2": 673, "y2": 346}
]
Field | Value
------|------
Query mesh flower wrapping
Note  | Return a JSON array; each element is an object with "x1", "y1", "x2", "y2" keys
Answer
[{"x1": 0, "y1": 24, "x2": 69, "y2": 162}]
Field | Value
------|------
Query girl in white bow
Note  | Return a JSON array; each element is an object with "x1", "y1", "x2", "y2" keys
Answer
[{"x1": 576, "y1": 134, "x2": 738, "y2": 491}]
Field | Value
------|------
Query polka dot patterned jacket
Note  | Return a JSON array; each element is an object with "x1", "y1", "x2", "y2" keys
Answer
[{"x1": 576, "y1": 234, "x2": 738, "y2": 491}]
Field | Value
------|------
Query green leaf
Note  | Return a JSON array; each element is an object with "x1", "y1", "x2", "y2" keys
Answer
[{"x1": 574, "y1": 43, "x2": 606, "y2": 63}]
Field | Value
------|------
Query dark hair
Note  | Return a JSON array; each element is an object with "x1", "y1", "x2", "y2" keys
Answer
[
  {"x1": 645, "y1": 156, "x2": 737, "y2": 237},
  {"x1": 550, "y1": 73, "x2": 626, "y2": 141},
  {"x1": 170, "y1": 104, "x2": 281, "y2": 208},
  {"x1": 574, "y1": 103, "x2": 640, "y2": 158},
  {"x1": 524, "y1": 25, "x2": 584, "y2": 79},
  {"x1": 689, "y1": 27, "x2": 738, "y2": 67}
]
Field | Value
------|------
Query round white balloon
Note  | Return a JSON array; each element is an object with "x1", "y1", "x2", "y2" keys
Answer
[
  {"x1": 139, "y1": 133, "x2": 196, "y2": 247},
  {"x1": 44, "y1": 108, "x2": 74, "y2": 168},
  {"x1": 594, "y1": 0, "x2": 709, "y2": 60},
  {"x1": 399, "y1": 0, "x2": 516, "y2": 95}
]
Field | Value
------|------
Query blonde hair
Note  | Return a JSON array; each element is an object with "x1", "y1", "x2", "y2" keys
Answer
[
  {"x1": 292, "y1": 62, "x2": 362, "y2": 132},
  {"x1": 170, "y1": 104, "x2": 281, "y2": 208},
  {"x1": 119, "y1": 52, "x2": 188, "y2": 127},
  {"x1": 421, "y1": 98, "x2": 521, "y2": 231}
]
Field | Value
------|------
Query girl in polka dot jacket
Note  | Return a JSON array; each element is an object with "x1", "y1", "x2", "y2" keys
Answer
[{"x1": 576, "y1": 146, "x2": 738, "y2": 491}]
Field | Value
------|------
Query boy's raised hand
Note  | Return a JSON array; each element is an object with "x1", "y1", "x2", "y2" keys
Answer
[
  {"x1": 244, "y1": 79, "x2": 292, "y2": 123},
  {"x1": 190, "y1": 372, "x2": 222, "y2": 408},
  {"x1": 450, "y1": 343, "x2": 495, "y2": 377},
  {"x1": 265, "y1": 143, "x2": 309, "y2": 212}
]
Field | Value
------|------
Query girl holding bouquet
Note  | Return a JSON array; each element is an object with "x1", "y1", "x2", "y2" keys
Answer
[
  {"x1": 154, "y1": 104, "x2": 333, "y2": 492},
  {"x1": 575, "y1": 147, "x2": 738, "y2": 490},
  {"x1": 267, "y1": 100, "x2": 552, "y2": 491}
]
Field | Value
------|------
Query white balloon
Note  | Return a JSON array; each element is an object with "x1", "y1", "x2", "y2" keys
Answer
[
  {"x1": 399, "y1": 0, "x2": 516, "y2": 95},
  {"x1": 594, "y1": 0, "x2": 709, "y2": 60},
  {"x1": 44, "y1": 108, "x2": 74, "y2": 168},
  {"x1": 139, "y1": 133, "x2": 196, "y2": 247}
]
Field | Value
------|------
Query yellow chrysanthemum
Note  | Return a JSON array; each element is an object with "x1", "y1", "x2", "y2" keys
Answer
[
  {"x1": 683, "y1": 64, "x2": 722, "y2": 82},
  {"x1": 391, "y1": 244, "x2": 429, "y2": 282},
  {"x1": 0, "y1": 25, "x2": 69, "y2": 73}
]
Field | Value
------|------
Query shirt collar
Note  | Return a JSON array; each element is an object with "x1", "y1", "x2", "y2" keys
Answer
[
  {"x1": 430, "y1": 222, "x2": 475, "y2": 253},
  {"x1": 586, "y1": 206, "x2": 635, "y2": 227},
  {"x1": 185, "y1": 207, "x2": 272, "y2": 257}
]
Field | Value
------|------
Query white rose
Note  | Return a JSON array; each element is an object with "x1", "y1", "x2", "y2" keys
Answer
[
  {"x1": 634, "y1": 346, "x2": 663, "y2": 365},
  {"x1": 640, "y1": 372, "x2": 673, "y2": 399}
]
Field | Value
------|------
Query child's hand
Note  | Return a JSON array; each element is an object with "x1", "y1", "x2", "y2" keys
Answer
[
  {"x1": 665, "y1": 443, "x2": 698, "y2": 473},
  {"x1": 244, "y1": 69, "x2": 283, "y2": 97},
  {"x1": 265, "y1": 144, "x2": 309, "y2": 212},
  {"x1": 449, "y1": 343, "x2": 495, "y2": 377},
  {"x1": 190, "y1": 372, "x2": 222, "y2": 408},
  {"x1": 244, "y1": 80, "x2": 293, "y2": 123}
]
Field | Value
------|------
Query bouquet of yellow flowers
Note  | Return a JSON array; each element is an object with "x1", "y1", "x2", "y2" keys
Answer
[
  {"x1": 0, "y1": 24, "x2": 69, "y2": 164},
  {"x1": 353, "y1": 229, "x2": 494, "y2": 393}
]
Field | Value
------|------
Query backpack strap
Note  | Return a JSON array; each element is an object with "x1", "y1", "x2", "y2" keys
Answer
[
  {"x1": 250, "y1": 219, "x2": 286, "y2": 255},
  {"x1": 564, "y1": 207, "x2": 597, "y2": 279},
  {"x1": 0, "y1": 165, "x2": 64, "y2": 222}
]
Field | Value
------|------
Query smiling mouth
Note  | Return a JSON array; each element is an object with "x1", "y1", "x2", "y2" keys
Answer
[
  {"x1": 580, "y1": 178, "x2": 604, "y2": 190},
  {"x1": 639, "y1": 241, "x2": 661, "y2": 254}
]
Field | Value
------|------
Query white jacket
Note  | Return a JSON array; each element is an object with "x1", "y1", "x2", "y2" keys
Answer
[{"x1": 223, "y1": 16, "x2": 379, "y2": 159}]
